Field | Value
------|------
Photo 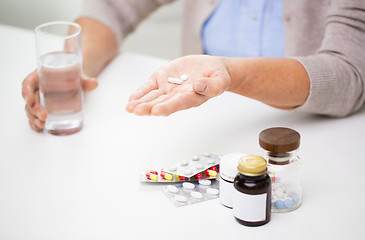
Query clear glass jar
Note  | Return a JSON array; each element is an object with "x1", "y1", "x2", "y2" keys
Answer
[{"x1": 259, "y1": 127, "x2": 303, "y2": 213}]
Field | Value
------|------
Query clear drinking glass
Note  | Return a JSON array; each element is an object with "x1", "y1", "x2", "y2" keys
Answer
[{"x1": 34, "y1": 21, "x2": 83, "y2": 135}]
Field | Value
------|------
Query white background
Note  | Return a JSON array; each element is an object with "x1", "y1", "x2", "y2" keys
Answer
[{"x1": 0, "y1": 0, "x2": 183, "y2": 59}]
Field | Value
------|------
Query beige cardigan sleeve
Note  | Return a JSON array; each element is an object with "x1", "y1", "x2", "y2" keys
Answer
[
  {"x1": 78, "y1": 0, "x2": 175, "y2": 43},
  {"x1": 294, "y1": 1, "x2": 365, "y2": 117}
]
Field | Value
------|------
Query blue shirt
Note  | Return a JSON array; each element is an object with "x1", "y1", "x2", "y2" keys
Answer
[{"x1": 202, "y1": 0, "x2": 285, "y2": 58}]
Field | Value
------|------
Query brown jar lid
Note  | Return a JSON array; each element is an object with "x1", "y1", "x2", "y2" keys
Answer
[{"x1": 259, "y1": 127, "x2": 300, "y2": 153}]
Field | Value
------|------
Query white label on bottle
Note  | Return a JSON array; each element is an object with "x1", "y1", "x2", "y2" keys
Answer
[
  {"x1": 219, "y1": 176, "x2": 234, "y2": 208},
  {"x1": 233, "y1": 190, "x2": 267, "y2": 222}
]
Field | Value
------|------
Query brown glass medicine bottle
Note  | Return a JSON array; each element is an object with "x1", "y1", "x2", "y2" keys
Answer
[{"x1": 233, "y1": 155, "x2": 271, "y2": 226}]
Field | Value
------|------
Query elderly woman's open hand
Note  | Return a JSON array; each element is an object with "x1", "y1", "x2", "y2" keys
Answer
[{"x1": 126, "y1": 55, "x2": 231, "y2": 116}]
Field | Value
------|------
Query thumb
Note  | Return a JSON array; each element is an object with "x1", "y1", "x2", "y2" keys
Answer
[
  {"x1": 193, "y1": 77, "x2": 227, "y2": 98},
  {"x1": 82, "y1": 74, "x2": 98, "y2": 92}
]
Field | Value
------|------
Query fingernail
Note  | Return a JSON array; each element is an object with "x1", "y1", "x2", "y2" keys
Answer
[
  {"x1": 195, "y1": 82, "x2": 207, "y2": 93},
  {"x1": 24, "y1": 96, "x2": 30, "y2": 104},
  {"x1": 126, "y1": 103, "x2": 134, "y2": 113},
  {"x1": 35, "y1": 119, "x2": 41, "y2": 128},
  {"x1": 37, "y1": 113, "x2": 43, "y2": 120}
]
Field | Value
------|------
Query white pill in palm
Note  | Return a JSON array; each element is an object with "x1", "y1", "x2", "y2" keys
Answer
[
  {"x1": 168, "y1": 77, "x2": 183, "y2": 85},
  {"x1": 206, "y1": 188, "x2": 219, "y2": 195},
  {"x1": 190, "y1": 191, "x2": 203, "y2": 199},
  {"x1": 167, "y1": 185, "x2": 179, "y2": 194},
  {"x1": 180, "y1": 74, "x2": 188, "y2": 81},
  {"x1": 198, "y1": 179, "x2": 211, "y2": 186},
  {"x1": 182, "y1": 182, "x2": 195, "y2": 190},
  {"x1": 175, "y1": 195, "x2": 187, "y2": 203}
]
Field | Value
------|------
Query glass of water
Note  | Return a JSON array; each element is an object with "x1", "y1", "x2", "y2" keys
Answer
[{"x1": 34, "y1": 21, "x2": 83, "y2": 135}]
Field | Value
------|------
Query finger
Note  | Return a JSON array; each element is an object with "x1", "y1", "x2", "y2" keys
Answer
[
  {"x1": 128, "y1": 77, "x2": 159, "y2": 102},
  {"x1": 133, "y1": 94, "x2": 171, "y2": 116},
  {"x1": 126, "y1": 89, "x2": 164, "y2": 113},
  {"x1": 22, "y1": 70, "x2": 39, "y2": 106},
  {"x1": 25, "y1": 105, "x2": 45, "y2": 131},
  {"x1": 82, "y1": 75, "x2": 98, "y2": 92},
  {"x1": 151, "y1": 92, "x2": 209, "y2": 116},
  {"x1": 193, "y1": 76, "x2": 228, "y2": 98},
  {"x1": 28, "y1": 89, "x2": 48, "y2": 121}
]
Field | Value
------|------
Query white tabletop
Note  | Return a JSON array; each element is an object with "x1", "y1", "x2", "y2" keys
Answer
[{"x1": 1, "y1": 24, "x2": 364, "y2": 240}]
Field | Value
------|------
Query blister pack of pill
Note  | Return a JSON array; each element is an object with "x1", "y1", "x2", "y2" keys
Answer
[
  {"x1": 141, "y1": 165, "x2": 219, "y2": 183},
  {"x1": 165, "y1": 153, "x2": 221, "y2": 177},
  {"x1": 163, "y1": 179, "x2": 220, "y2": 207}
]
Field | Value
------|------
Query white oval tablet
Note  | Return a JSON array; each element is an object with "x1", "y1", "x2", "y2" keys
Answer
[
  {"x1": 192, "y1": 155, "x2": 200, "y2": 161},
  {"x1": 168, "y1": 77, "x2": 183, "y2": 85},
  {"x1": 175, "y1": 195, "x2": 187, "y2": 203},
  {"x1": 167, "y1": 185, "x2": 179, "y2": 194},
  {"x1": 182, "y1": 182, "x2": 195, "y2": 190},
  {"x1": 190, "y1": 191, "x2": 203, "y2": 199},
  {"x1": 180, "y1": 74, "x2": 188, "y2": 81},
  {"x1": 180, "y1": 160, "x2": 188, "y2": 166},
  {"x1": 206, "y1": 188, "x2": 219, "y2": 195},
  {"x1": 198, "y1": 179, "x2": 211, "y2": 186}
]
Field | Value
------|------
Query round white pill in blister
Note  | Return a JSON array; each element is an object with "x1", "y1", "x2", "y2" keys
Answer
[
  {"x1": 167, "y1": 185, "x2": 179, "y2": 194},
  {"x1": 207, "y1": 158, "x2": 216, "y2": 164},
  {"x1": 184, "y1": 169, "x2": 193, "y2": 175},
  {"x1": 175, "y1": 195, "x2": 188, "y2": 203},
  {"x1": 192, "y1": 155, "x2": 200, "y2": 161},
  {"x1": 195, "y1": 163, "x2": 204, "y2": 170},
  {"x1": 199, "y1": 179, "x2": 211, "y2": 186},
  {"x1": 169, "y1": 165, "x2": 177, "y2": 172},
  {"x1": 182, "y1": 182, "x2": 195, "y2": 190},
  {"x1": 190, "y1": 191, "x2": 203, "y2": 199},
  {"x1": 180, "y1": 160, "x2": 188, "y2": 166},
  {"x1": 204, "y1": 152, "x2": 211, "y2": 157},
  {"x1": 206, "y1": 188, "x2": 219, "y2": 195}
]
